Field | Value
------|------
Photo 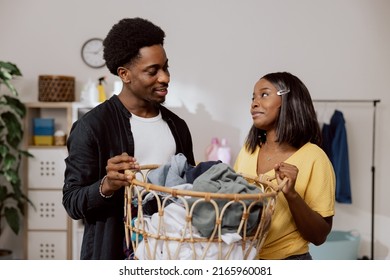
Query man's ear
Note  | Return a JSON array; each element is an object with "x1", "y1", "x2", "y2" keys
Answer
[{"x1": 117, "y1": 67, "x2": 131, "y2": 83}]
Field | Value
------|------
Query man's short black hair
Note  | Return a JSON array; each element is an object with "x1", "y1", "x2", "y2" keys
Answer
[{"x1": 103, "y1": 17, "x2": 165, "y2": 75}]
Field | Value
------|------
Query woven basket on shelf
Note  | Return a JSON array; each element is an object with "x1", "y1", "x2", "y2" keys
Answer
[
  {"x1": 124, "y1": 165, "x2": 285, "y2": 260},
  {"x1": 38, "y1": 75, "x2": 75, "y2": 102}
]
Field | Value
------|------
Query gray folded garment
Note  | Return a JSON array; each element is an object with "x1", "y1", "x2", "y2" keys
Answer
[
  {"x1": 187, "y1": 162, "x2": 263, "y2": 238},
  {"x1": 147, "y1": 153, "x2": 190, "y2": 187}
]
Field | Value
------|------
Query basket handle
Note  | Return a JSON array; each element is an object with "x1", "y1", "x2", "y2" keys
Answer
[{"x1": 239, "y1": 172, "x2": 288, "y2": 192}]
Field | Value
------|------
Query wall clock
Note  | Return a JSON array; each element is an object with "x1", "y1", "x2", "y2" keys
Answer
[{"x1": 81, "y1": 38, "x2": 105, "y2": 68}]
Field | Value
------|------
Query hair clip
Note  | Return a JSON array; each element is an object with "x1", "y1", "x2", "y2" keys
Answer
[{"x1": 277, "y1": 89, "x2": 290, "y2": 96}]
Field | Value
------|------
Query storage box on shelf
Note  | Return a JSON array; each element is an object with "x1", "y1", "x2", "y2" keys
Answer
[
  {"x1": 23, "y1": 102, "x2": 94, "y2": 260},
  {"x1": 33, "y1": 118, "x2": 55, "y2": 145}
]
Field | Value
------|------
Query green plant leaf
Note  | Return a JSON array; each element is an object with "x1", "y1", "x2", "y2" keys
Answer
[
  {"x1": 4, "y1": 207, "x2": 20, "y2": 235},
  {"x1": 1, "y1": 80, "x2": 18, "y2": 96},
  {"x1": 0, "y1": 142, "x2": 9, "y2": 159},
  {"x1": 0, "y1": 61, "x2": 22, "y2": 97},
  {"x1": 0, "y1": 61, "x2": 22, "y2": 76},
  {"x1": 19, "y1": 149, "x2": 34, "y2": 158},
  {"x1": 10, "y1": 176, "x2": 22, "y2": 197},
  {"x1": 3, "y1": 95, "x2": 26, "y2": 118},
  {"x1": 0, "y1": 185, "x2": 7, "y2": 202},
  {"x1": 3, "y1": 153, "x2": 16, "y2": 172},
  {"x1": 1, "y1": 112, "x2": 23, "y2": 149},
  {"x1": 0, "y1": 69, "x2": 12, "y2": 80}
]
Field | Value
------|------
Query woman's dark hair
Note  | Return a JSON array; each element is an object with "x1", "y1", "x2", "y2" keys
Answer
[
  {"x1": 245, "y1": 72, "x2": 322, "y2": 153},
  {"x1": 103, "y1": 17, "x2": 165, "y2": 75}
]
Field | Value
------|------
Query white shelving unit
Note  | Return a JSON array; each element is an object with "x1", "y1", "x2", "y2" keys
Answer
[{"x1": 23, "y1": 102, "x2": 94, "y2": 259}]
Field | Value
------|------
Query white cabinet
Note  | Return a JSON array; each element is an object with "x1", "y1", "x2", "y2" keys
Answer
[
  {"x1": 24, "y1": 102, "x2": 93, "y2": 259},
  {"x1": 27, "y1": 148, "x2": 68, "y2": 189},
  {"x1": 27, "y1": 231, "x2": 68, "y2": 260}
]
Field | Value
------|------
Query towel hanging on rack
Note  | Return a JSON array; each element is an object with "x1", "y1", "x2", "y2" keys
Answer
[{"x1": 321, "y1": 110, "x2": 352, "y2": 204}]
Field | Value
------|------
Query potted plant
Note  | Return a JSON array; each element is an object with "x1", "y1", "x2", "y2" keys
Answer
[{"x1": 0, "y1": 61, "x2": 33, "y2": 259}]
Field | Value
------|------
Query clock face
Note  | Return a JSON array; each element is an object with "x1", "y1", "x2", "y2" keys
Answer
[{"x1": 81, "y1": 38, "x2": 105, "y2": 68}]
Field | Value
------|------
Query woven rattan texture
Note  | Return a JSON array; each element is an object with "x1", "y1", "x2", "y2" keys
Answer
[{"x1": 38, "y1": 75, "x2": 75, "y2": 102}]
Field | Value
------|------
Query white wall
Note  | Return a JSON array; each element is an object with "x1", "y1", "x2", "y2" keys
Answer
[{"x1": 1, "y1": 0, "x2": 389, "y2": 259}]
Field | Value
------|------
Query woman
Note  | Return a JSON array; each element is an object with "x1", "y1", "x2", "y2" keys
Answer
[{"x1": 234, "y1": 72, "x2": 335, "y2": 260}]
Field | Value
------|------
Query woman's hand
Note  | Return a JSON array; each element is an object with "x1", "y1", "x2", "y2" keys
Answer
[
  {"x1": 274, "y1": 162, "x2": 299, "y2": 197},
  {"x1": 274, "y1": 161, "x2": 332, "y2": 245}
]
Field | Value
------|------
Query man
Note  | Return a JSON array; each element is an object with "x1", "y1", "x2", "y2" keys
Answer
[{"x1": 63, "y1": 18, "x2": 195, "y2": 259}]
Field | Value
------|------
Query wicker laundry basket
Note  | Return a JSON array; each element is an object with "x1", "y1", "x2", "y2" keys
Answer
[{"x1": 124, "y1": 165, "x2": 285, "y2": 260}]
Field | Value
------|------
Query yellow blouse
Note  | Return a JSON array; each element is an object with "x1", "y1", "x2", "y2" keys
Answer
[{"x1": 234, "y1": 142, "x2": 335, "y2": 259}]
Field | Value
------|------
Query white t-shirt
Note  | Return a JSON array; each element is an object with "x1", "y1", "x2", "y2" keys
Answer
[{"x1": 130, "y1": 112, "x2": 176, "y2": 166}]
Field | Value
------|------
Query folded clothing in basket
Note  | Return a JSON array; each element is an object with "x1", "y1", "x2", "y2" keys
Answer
[
  {"x1": 145, "y1": 154, "x2": 263, "y2": 238},
  {"x1": 187, "y1": 163, "x2": 263, "y2": 238},
  {"x1": 146, "y1": 153, "x2": 221, "y2": 187},
  {"x1": 144, "y1": 153, "x2": 222, "y2": 216}
]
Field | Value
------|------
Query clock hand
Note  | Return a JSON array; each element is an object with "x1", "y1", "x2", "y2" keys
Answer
[
  {"x1": 93, "y1": 47, "x2": 103, "y2": 54},
  {"x1": 85, "y1": 49, "x2": 102, "y2": 55}
]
